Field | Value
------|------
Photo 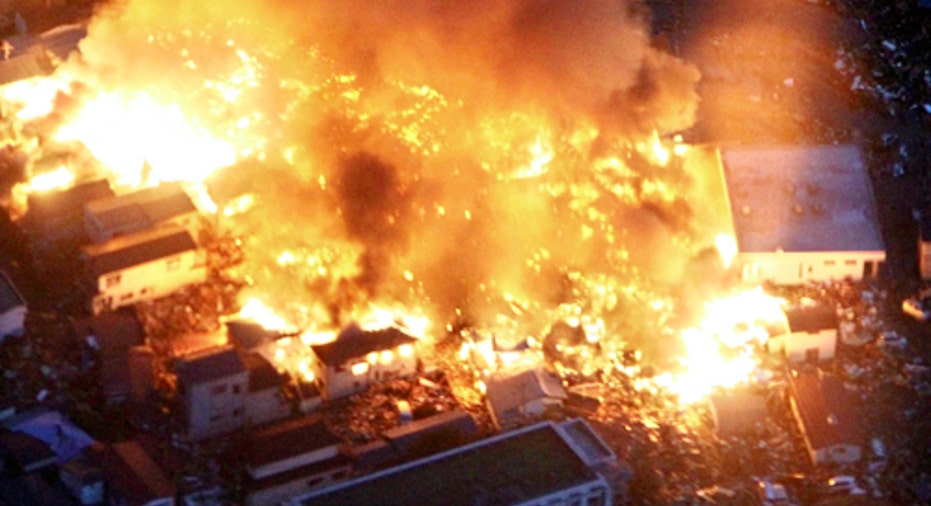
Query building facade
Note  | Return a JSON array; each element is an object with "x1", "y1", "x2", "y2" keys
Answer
[
  {"x1": 0, "y1": 271, "x2": 27, "y2": 340},
  {"x1": 767, "y1": 305, "x2": 838, "y2": 363},
  {"x1": 175, "y1": 347, "x2": 248, "y2": 441},
  {"x1": 82, "y1": 225, "x2": 206, "y2": 314}
]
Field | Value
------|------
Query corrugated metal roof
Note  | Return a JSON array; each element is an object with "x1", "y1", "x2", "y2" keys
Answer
[
  {"x1": 485, "y1": 368, "x2": 567, "y2": 417},
  {"x1": 82, "y1": 225, "x2": 197, "y2": 276},
  {"x1": 721, "y1": 145, "x2": 884, "y2": 253},
  {"x1": 85, "y1": 182, "x2": 197, "y2": 235},
  {"x1": 789, "y1": 371, "x2": 863, "y2": 450}
]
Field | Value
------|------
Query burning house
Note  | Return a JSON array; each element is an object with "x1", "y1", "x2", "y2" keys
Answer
[
  {"x1": 83, "y1": 182, "x2": 201, "y2": 243},
  {"x1": 21, "y1": 180, "x2": 114, "y2": 251},
  {"x1": 241, "y1": 351, "x2": 292, "y2": 427},
  {"x1": 308, "y1": 324, "x2": 419, "y2": 401},
  {"x1": 719, "y1": 144, "x2": 886, "y2": 285},
  {"x1": 290, "y1": 419, "x2": 618, "y2": 506},
  {"x1": 81, "y1": 224, "x2": 206, "y2": 315}
]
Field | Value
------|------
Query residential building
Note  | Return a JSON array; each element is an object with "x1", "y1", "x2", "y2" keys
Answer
[
  {"x1": 719, "y1": 145, "x2": 885, "y2": 285},
  {"x1": 290, "y1": 419, "x2": 617, "y2": 506},
  {"x1": 309, "y1": 325, "x2": 419, "y2": 400},
  {"x1": 72, "y1": 310, "x2": 145, "y2": 403},
  {"x1": 243, "y1": 417, "x2": 352, "y2": 506},
  {"x1": 99, "y1": 441, "x2": 175, "y2": 506},
  {"x1": 767, "y1": 305, "x2": 838, "y2": 363},
  {"x1": 485, "y1": 368, "x2": 568, "y2": 430},
  {"x1": 82, "y1": 224, "x2": 206, "y2": 314},
  {"x1": 242, "y1": 352, "x2": 291, "y2": 427},
  {"x1": 175, "y1": 346, "x2": 247, "y2": 441},
  {"x1": 22, "y1": 179, "x2": 114, "y2": 249},
  {"x1": 0, "y1": 270, "x2": 27, "y2": 340},
  {"x1": 84, "y1": 182, "x2": 201, "y2": 243},
  {"x1": 788, "y1": 370, "x2": 864, "y2": 466}
]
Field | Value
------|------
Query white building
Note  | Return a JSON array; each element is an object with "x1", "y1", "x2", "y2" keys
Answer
[
  {"x1": 767, "y1": 305, "x2": 838, "y2": 363},
  {"x1": 82, "y1": 225, "x2": 206, "y2": 314},
  {"x1": 719, "y1": 145, "x2": 885, "y2": 285},
  {"x1": 0, "y1": 271, "x2": 27, "y2": 340},
  {"x1": 309, "y1": 325, "x2": 419, "y2": 401},
  {"x1": 485, "y1": 368, "x2": 568, "y2": 430},
  {"x1": 175, "y1": 346, "x2": 248, "y2": 441}
]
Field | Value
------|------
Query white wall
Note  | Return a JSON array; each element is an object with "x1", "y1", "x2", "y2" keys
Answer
[
  {"x1": 185, "y1": 373, "x2": 248, "y2": 441},
  {"x1": 767, "y1": 329, "x2": 837, "y2": 363},
  {"x1": 92, "y1": 249, "x2": 206, "y2": 314},
  {"x1": 320, "y1": 351, "x2": 418, "y2": 400},
  {"x1": 738, "y1": 250, "x2": 885, "y2": 285},
  {"x1": 0, "y1": 305, "x2": 26, "y2": 338}
]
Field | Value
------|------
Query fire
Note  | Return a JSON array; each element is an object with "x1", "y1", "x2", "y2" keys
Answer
[
  {"x1": 664, "y1": 288, "x2": 785, "y2": 403},
  {"x1": 715, "y1": 234, "x2": 739, "y2": 269},
  {"x1": 23, "y1": 165, "x2": 74, "y2": 193},
  {"x1": 55, "y1": 91, "x2": 237, "y2": 186},
  {"x1": 238, "y1": 298, "x2": 290, "y2": 331}
]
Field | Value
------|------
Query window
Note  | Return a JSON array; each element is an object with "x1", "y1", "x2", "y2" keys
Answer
[
  {"x1": 824, "y1": 260, "x2": 836, "y2": 266},
  {"x1": 105, "y1": 274, "x2": 121, "y2": 288},
  {"x1": 232, "y1": 408, "x2": 243, "y2": 417},
  {"x1": 166, "y1": 257, "x2": 181, "y2": 271},
  {"x1": 845, "y1": 259, "x2": 858, "y2": 266},
  {"x1": 211, "y1": 385, "x2": 227, "y2": 395}
]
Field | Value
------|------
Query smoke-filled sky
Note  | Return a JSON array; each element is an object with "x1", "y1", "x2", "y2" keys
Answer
[{"x1": 8, "y1": 0, "x2": 717, "y2": 352}]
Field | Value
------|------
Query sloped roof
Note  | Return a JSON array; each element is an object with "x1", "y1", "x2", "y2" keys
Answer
[
  {"x1": 785, "y1": 305, "x2": 838, "y2": 334},
  {"x1": 23, "y1": 180, "x2": 113, "y2": 238},
  {"x1": 85, "y1": 182, "x2": 197, "y2": 234},
  {"x1": 721, "y1": 145, "x2": 884, "y2": 253},
  {"x1": 242, "y1": 352, "x2": 287, "y2": 392},
  {"x1": 789, "y1": 371, "x2": 864, "y2": 450},
  {"x1": 485, "y1": 368, "x2": 567, "y2": 418},
  {"x1": 246, "y1": 416, "x2": 341, "y2": 471},
  {"x1": 0, "y1": 45, "x2": 54, "y2": 86},
  {"x1": 311, "y1": 325, "x2": 417, "y2": 366},
  {"x1": 82, "y1": 225, "x2": 197, "y2": 276},
  {"x1": 710, "y1": 391, "x2": 768, "y2": 437},
  {"x1": 0, "y1": 270, "x2": 25, "y2": 313},
  {"x1": 71, "y1": 310, "x2": 144, "y2": 354},
  {"x1": 176, "y1": 346, "x2": 245, "y2": 386},
  {"x1": 103, "y1": 441, "x2": 175, "y2": 506}
]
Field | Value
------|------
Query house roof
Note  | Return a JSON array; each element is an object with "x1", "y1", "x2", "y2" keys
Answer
[
  {"x1": 175, "y1": 346, "x2": 246, "y2": 386},
  {"x1": 23, "y1": 179, "x2": 113, "y2": 237},
  {"x1": 85, "y1": 182, "x2": 197, "y2": 235},
  {"x1": 710, "y1": 391, "x2": 769, "y2": 437},
  {"x1": 721, "y1": 145, "x2": 884, "y2": 253},
  {"x1": 784, "y1": 305, "x2": 838, "y2": 334},
  {"x1": 242, "y1": 352, "x2": 287, "y2": 392},
  {"x1": 103, "y1": 441, "x2": 175, "y2": 506},
  {"x1": 82, "y1": 225, "x2": 198, "y2": 276},
  {"x1": 0, "y1": 270, "x2": 25, "y2": 313},
  {"x1": 294, "y1": 420, "x2": 601, "y2": 506},
  {"x1": 310, "y1": 325, "x2": 417, "y2": 366},
  {"x1": 380, "y1": 409, "x2": 477, "y2": 456},
  {"x1": 71, "y1": 310, "x2": 144, "y2": 354},
  {"x1": 0, "y1": 45, "x2": 54, "y2": 86},
  {"x1": 246, "y1": 416, "x2": 341, "y2": 471},
  {"x1": 789, "y1": 371, "x2": 864, "y2": 450},
  {"x1": 485, "y1": 368, "x2": 567, "y2": 418}
]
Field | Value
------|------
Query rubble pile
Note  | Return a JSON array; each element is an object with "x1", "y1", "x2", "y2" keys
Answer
[{"x1": 321, "y1": 371, "x2": 472, "y2": 444}]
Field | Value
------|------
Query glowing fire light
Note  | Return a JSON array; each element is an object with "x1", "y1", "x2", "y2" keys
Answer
[
  {"x1": 55, "y1": 91, "x2": 236, "y2": 186},
  {"x1": 665, "y1": 288, "x2": 785, "y2": 403},
  {"x1": 25, "y1": 166, "x2": 74, "y2": 193},
  {"x1": 239, "y1": 298, "x2": 289, "y2": 331},
  {"x1": 715, "y1": 234, "x2": 738, "y2": 269}
]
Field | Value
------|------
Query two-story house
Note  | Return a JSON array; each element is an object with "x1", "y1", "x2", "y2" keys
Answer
[
  {"x1": 81, "y1": 225, "x2": 206, "y2": 314},
  {"x1": 243, "y1": 417, "x2": 351, "y2": 506},
  {"x1": 309, "y1": 324, "x2": 419, "y2": 401},
  {"x1": 175, "y1": 346, "x2": 248, "y2": 441},
  {"x1": 83, "y1": 182, "x2": 201, "y2": 244}
]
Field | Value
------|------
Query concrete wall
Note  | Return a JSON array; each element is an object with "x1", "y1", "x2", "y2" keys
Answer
[
  {"x1": 767, "y1": 329, "x2": 837, "y2": 363},
  {"x1": 320, "y1": 351, "x2": 418, "y2": 400},
  {"x1": 185, "y1": 373, "x2": 248, "y2": 441},
  {"x1": 738, "y1": 250, "x2": 885, "y2": 285}
]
